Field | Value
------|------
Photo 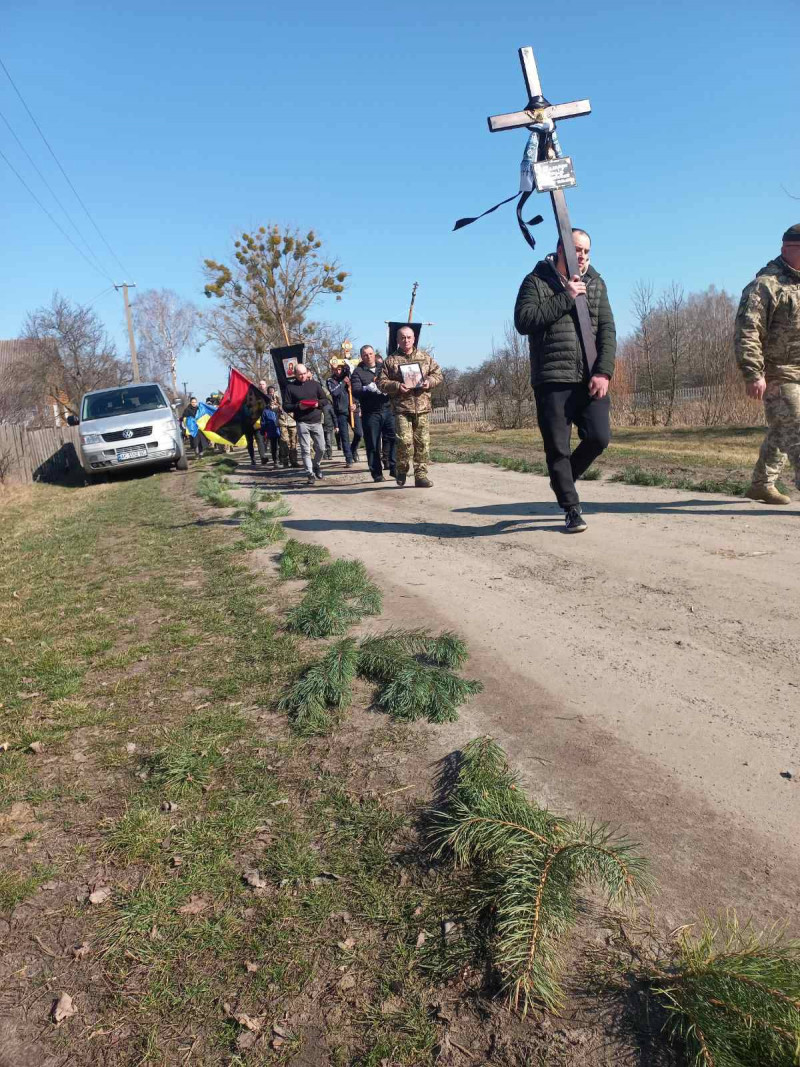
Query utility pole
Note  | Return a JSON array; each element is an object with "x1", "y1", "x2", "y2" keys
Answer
[
  {"x1": 115, "y1": 282, "x2": 140, "y2": 383},
  {"x1": 182, "y1": 380, "x2": 189, "y2": 398}
]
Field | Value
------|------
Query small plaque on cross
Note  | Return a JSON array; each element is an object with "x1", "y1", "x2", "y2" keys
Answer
[{"x1": 533, "y1": 157, "x2": 576, "y2": 192}]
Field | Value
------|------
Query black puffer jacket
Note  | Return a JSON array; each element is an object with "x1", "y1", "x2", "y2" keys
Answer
[{"x1": 514, "y1": 256, "x2": 616, "y2": 386}]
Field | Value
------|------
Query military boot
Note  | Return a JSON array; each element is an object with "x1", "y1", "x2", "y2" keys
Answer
[
  {"x1": 745, "y1": 484, "x2": 790, "y2": 505},
  {"x1": 414, "y1": 475, "x2": 433, "y2": 488}
]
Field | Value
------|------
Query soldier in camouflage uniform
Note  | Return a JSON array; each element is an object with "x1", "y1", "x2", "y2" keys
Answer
[
  {"x1": 276, "y1": 403, "x2": 300, "y2": 469},
  {"x1": 379, "y1": 326, "x2": 443, "y2": 488},
  {"x1": 735, "y1": 224, "x2": 800, "y2": 504}
]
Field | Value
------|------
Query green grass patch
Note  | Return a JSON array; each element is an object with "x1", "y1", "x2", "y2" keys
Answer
[
  {"x1": 0, "y1": 868, "x2": 49, "y2": 911},
  {"x1": 610, "y1": 465, "x2": 750, "y2": 495},
  {"x1": 431, "y1": 447, "x2": 549, "y2": 477}
]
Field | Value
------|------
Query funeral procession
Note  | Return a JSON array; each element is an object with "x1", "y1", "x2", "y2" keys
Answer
[{"x1": 2, "y1": 10, "x2": 799, "y2": 1067}]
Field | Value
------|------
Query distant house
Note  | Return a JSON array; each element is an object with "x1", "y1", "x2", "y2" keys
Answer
[{"x1": 0, "y1": 339, "x2": 67, "y2": 426}]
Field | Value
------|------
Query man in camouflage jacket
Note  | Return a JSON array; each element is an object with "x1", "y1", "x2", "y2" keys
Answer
[
  {"x1": 380, "y1": 326, "x2": 443, "y2": 488},
  {"x1": 735, "y1": 224, "x2": 800, "y2": 504}
]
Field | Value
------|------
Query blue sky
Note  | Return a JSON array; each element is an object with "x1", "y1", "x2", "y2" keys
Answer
[{"x1": 3, "y1": 0, "x2": 798, "y2": 398}]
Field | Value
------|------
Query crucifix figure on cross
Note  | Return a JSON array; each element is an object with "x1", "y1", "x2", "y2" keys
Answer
[{"x1": 487, "y1": 46, "x2": 597, "y2": 371}]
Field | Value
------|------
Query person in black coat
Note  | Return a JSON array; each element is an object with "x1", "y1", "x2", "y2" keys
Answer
[
  {"x1": 514, "y1": 227, "x2": 616, "y2": 533},
  {"x1": 351, "y1": 345, "x2": 396, "y2": 481}
]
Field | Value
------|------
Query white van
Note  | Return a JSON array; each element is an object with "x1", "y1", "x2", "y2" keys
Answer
[{"x1": 69, "y1": 383, "x2": 187, "y2": 483}]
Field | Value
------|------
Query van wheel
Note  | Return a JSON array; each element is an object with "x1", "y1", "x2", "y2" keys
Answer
[{"x1": 175, "y1": 453, "x2": 189, "y2": 471}]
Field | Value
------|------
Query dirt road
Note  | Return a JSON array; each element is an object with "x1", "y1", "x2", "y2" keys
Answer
[{"x1": 245, "y1": 459, "x2": 800, "y2": 927}]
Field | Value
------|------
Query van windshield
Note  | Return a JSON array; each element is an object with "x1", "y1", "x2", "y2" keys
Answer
[{"x1": 82, "y1": 385, "x2": 168, "y2": 421}]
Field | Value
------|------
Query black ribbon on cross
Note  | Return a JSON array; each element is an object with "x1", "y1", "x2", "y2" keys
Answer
[
  {"x1": 454, "y1": 105, "x2": 565, "y2": 250},
  {"x1": 453, "y1": 192, "x2": 544, "y2": 250}
]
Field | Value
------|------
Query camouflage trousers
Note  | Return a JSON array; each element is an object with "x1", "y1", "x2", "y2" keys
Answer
[
  {"x1": 395, "y1": 411, "x2": 431, "y2": 479},
  {"x1": 278, "y1": 426, "x2": 299, "y2": 468},
  {"x1": 752, "y1": 382, "x2": 800, "y2": 488}
]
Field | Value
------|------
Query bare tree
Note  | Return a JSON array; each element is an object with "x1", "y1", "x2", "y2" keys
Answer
[
  {"x1": 21, "y1": 293, "x2": 129, "y2": 416},
  {"x1": 131, "y1": 289, "x2": 197, "y2": 395},
  {"x1": 483, "y1": 324, "x2": 533, "y2": 428},
  {"x1": 660, "y1": 282, "x2": 686, "y2": 426},
  {"x1": 631, "y1": 281, "x2": 659, "y2": 425}
]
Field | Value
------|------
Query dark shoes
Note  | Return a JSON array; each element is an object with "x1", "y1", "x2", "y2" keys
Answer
[
  {"x1": 372, "y1": 473, "x2": 385, "y2": 482},
  {"x1": 382, "y1": 460, "x2": 390, "y2": 471},
  {"x1": 564, "y1": 506, "x2": 587, "y2": 533},
  {"x1": 306, "y1": 473, "x2": 316, "y2": 486},
  {"x1": 345, "y1": 460, "x2": 353, "y2": 468},
  {"x1": 352, "y1": 451, "x2": 360, "y2": 463},
  {"x1": 395, "y1": 471, "x2": 407, "y2": 487},
  {"x1": 313, "y1": 468, "x2": 324, "y2": 480},
  {"x1": 414, "y1": 476, "x2": 433, "y2": 489}
]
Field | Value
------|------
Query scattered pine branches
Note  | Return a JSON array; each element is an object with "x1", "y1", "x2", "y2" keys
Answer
[
  {"x1": 285, "y1": 559, "x2": 382, "y2": 638},
  {"x1": 234, "y1": 490, "x2": 291, "y2": 548},
  {"x1": 358, "y1": 628, "x2": 480, "y2": 723},
  {"x1": 278, "y1": 539, "x2": 330, "y2": 580},
  {"x1": 430, "y1": 737, "x2": 653, "y2": 1014},
  {"x1": 650, "y1": 914, "x2": 800, "y2": 1067},
  {"x1": 197, "y1": 471, "x2": 237, "y2": 507},
  {"x1": 278, "y1": 628, "x2": 481, "y2": 735},
  {"x1": 278, "y1": 638, "x2": 360, "y2": 736}
]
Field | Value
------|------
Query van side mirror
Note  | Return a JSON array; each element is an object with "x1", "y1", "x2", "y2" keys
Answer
[{"x1": 67, "y1": 414, "x2": 79, "y2": 427}]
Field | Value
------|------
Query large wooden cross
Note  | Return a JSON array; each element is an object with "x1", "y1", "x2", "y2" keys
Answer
[{"x1": 489, "y1": 47, "x2": 597, "y2": 371}]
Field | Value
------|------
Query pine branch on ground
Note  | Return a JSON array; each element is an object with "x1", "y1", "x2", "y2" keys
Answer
[
  {"x1": 375, "y1": 662, "x2": 482, "y2": 724},
  {"x1": 650, "y1": 914, "x2": 800, "y2": 1067},
  {"x1": 278, "y1": 637, "x2": 360, "y2": 736},
  {"x1": 358, "y1": 629, "x2": 479, "y2": 724},
  {"x1": 285, "y1": 559, "x2": 382, "y2": 638},
  {"x1": 234, "y1": 490, "x2": 291, "y2": 548},
  {"x1": 197, "y1": 471, "x2": 237, "y2": 508},
  {"x1": 430, "y1": 736, "x2": 653, "y2": 1014},
  {"x1": 278, "y1": 539, "x2": 331, "y2": 580}
]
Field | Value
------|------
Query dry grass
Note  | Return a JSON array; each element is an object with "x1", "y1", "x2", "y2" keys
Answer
[{"x1": 432, "y1": 423, "x2": 769, "y2": 479}]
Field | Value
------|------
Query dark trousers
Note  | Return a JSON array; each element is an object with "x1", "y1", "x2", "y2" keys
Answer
[
  {"x1": 364, "y1": 408, "x2": 396, "y2": 478},
  {"x1": 266, "y1": 436, "x2": 279, "y2": 463},
  {"x1": 243, "y1": 425, "x2": 267, "y2": 464},
  {"x1": 534, "y1": 382, "x2": 611, "y2": 509},
  {"x1": 190, "y1": 431, "x2": 207, "y2": 456},
  {"x1": 335, "y1": 413, "x2": 353, "y2": 461}
]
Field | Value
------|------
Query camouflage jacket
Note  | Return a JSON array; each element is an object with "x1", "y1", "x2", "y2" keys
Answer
[
  {"x1": 734, "y1": 257, "x2": 800, "y2": 383},
  {"x1": 379, "y1": 350, "x2": 443, "y2": 415},
  {"x1": 276, "y1": 404, "x2": 296, "y2": 430}
]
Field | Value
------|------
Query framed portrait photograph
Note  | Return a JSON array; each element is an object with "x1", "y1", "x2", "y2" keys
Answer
[{"x1": 400, "y1": 362, "x2": 423, "y2": 389}]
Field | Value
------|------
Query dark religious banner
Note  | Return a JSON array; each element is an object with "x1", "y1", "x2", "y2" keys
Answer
[
  {"x1": 386, "y1": 323, "x2": 423, "y2": 357},
  {"x1": 270, "y1": 344, "x2": 305, "y2": 406},
  {"x1": 205, "y1": 368, "x2": 268, "y2": 445}
]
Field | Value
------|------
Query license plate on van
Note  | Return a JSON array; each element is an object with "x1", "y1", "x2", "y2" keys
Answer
[{"x1": 117, "y1": 446, "x2": 148, "y2": 461}]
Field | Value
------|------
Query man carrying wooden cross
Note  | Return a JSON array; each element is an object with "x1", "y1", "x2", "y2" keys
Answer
[{"x1": 514, "y1": 228, "x2": 616, "y2": 532}]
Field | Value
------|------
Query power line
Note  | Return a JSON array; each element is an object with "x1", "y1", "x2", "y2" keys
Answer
[
  {"x1": 0, "y1": 146, "x2": 114, "y2": 281},
  {"x1": 0, "y1": 105, "x2": 114, "y2": 279},
  {"x1": 0, "y1": 55, "x2": 131, "y2": 277},
  {"x1": 86, "y1": 284, "x2": 116, "y2": 308}
]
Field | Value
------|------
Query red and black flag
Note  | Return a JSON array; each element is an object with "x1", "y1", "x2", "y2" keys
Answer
[{"x1": 205, "y1": 369, "x2": 268, "y2": 445}]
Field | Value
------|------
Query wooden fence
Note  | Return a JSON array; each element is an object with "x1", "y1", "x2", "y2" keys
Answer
[{"x1": 0, "y1": 423, "x2": 82, "y2": 485}]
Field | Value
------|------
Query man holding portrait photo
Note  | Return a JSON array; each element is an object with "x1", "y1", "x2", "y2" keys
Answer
[{"x1": 380, "y1": 326, "x2": 443, "y2": 488}]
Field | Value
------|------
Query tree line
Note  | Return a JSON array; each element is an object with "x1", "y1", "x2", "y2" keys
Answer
[
  {"x1": 430, "y1": 284, "x2": 746, "y2": 429},
  {"x1": 2, "y1": 220, "x2": 748, "y2": 430}
]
